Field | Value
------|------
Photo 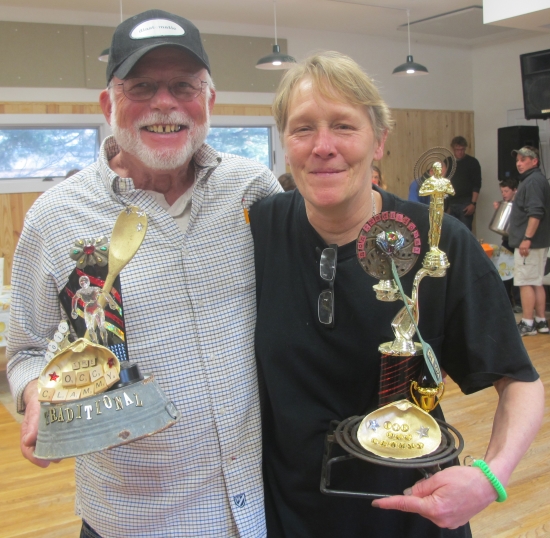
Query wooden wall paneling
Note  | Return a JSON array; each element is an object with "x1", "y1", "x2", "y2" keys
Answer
[
  {"x1": 1, "y1": 193, "x2": 41, "y2": 286},
  {"x1": 379, "y1": 109, "x2": 474, "y2": 200},
  {"x1": 212, "y1": 104, "x2": 273, "y2": 116},
  {"x1": 0, "y1": 102, "x2": 103, "y2": 114}
]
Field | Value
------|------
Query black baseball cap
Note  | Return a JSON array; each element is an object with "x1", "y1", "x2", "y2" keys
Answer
[{"x1": 106, "y1": 9, "x2": 210, "y2": 83}]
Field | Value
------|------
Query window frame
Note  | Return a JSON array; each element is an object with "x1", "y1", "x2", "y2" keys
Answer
[{"x1": 0, "y1": 114, "x2": 111, "y2": 194}]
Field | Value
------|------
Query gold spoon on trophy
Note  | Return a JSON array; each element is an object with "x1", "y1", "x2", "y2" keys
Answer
[{"x1": 84, "y1": 206, "x2": 148, "y2": 339}]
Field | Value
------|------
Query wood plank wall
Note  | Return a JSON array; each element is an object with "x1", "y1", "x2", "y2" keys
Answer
[
  {"x1": 382, "y1": 109, "x2": 475, "y2": 200},
  {"x1": 0, "y1": 102, "x2": 474, "y2": 285}
]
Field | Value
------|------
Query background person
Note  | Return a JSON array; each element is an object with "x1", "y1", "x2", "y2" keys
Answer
[
  {"x1": 278, "y1": 172, "x2": 296, "y2": 191},
  {"x1": 492, "y1": 178, "x2": 518, "y2": 307},
  {"x1": 250, "y1": 51, "x2": 543, "y2": 538},
  {"x1": 371, "y1": 164, "x2": 385, "y2": 189},
  {"x1": 445, "y1": 136, "x2": 481, "y2": 231},
  {"x1": 7, "y1": 10, "x2": 280, "y2": 538},
  {"x1": 64, "y1": 168, "x2": 81, "y2": 178},
  {"x1": 507, "y1": 146, "x2": 550, "y2": 336}
]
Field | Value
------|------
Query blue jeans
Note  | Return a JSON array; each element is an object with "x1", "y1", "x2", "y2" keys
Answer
[{"x1": 448, "y1": 202, "x2": 474, "y2": 231}]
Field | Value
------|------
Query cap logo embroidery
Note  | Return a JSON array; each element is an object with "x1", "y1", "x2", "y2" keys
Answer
[{"x1": 130, "y1": 19, "x2": 185, "y2": 40}]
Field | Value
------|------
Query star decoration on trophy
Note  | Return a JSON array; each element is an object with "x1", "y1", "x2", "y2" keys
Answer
[
  {"x1": 367, "y1": 419, "x2": 380, "y2": 431},
  {"x1": 416, "y1": 426, "x2": 430, "y2": 439}
]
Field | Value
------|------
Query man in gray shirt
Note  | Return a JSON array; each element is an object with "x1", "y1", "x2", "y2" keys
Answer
[{"x1": 507, "y1": 146, "x2": 550, "y2": 335}]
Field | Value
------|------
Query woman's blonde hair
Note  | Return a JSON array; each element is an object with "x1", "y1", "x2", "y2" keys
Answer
[{"x1": 272, "y1": 51, "x2": 392, "y2": 143}]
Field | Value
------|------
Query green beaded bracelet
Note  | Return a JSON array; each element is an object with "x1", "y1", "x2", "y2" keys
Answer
[{"x1": 471, "y1": 459, "x2": 508, "y2": 503}]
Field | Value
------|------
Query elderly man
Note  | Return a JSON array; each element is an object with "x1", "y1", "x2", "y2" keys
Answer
[
  {"x1": 7, "y1": 10, "x2": 280, "y2": 538},
  {"x1": 507, "y1": 146, "x2": 550, "y2": 336},
  {"x1": 446, "y1": 136, "x2": 482, "y2": 231}
]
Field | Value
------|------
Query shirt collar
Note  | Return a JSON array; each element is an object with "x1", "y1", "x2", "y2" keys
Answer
[
  {"x1": 98, "y1": 135, "x2": 222, "y2": 196},
  {"x1": 518, "y1": 167, "x2": 540, "y2": 182}
]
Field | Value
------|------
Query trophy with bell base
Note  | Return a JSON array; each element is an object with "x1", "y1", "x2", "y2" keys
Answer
[
  {"x1": 321, "y1": 156, "x2": 464, "y2": 499},
  {"x1": 34, "y1": 207, "x2": 180, "y2": 460}
]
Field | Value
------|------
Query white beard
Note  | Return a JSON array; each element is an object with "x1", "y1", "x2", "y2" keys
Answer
[{"x1": 110, "y1": 103, "x2": 210, "y2": 171}]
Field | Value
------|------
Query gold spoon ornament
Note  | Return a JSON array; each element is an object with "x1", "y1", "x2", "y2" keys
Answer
[{"x1": 84, "y1": 206, "x2": 147, "y2": 340}]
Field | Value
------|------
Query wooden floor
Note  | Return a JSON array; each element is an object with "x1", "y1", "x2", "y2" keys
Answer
[{"x1": 1, "y1": 333, "x2": 549, "y2": 538}]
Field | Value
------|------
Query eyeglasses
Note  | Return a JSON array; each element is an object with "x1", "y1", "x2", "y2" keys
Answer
[
  {"x1": 113, "y1": 75, "x2": 208, "y2": 102},
  {"x1": 318, "y1": 245, "x2": 338, "y2": 328}
]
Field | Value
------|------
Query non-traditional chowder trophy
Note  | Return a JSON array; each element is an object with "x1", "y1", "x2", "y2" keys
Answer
[
  {"x1": 321, "y1": 149, "x2": 464, "y2": 499},
  {"x1": 34, "y1": 207, "x2": 180, "y2": 460}
]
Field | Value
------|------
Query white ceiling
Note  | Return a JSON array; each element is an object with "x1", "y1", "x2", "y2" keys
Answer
[{"x1": 0, "y1": 0, "x2": 548, "y2": 46}]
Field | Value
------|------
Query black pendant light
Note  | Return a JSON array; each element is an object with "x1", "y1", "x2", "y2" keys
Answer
[
  {"x1": 392, "y1": 10, "x2": 428, "y2": 76},
  {"x1": 99, "y1": 0, "x2": 123, "y2": 62},
  {"x1": 256, "y1": 0, "x2": 296, "y2": 70},
  {"x1": 98, "y1": 48, "x2": 110, "y2": 62}
]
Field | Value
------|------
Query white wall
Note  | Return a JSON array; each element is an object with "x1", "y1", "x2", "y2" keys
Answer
[
  {"x1": 472, "y1": 33, "x2": 550, "y2": 243},
  {"x1": 0, "y1": 16, "x2": 474, "y2": 112}
]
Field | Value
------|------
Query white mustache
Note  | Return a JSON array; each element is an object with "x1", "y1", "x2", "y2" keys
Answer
[{"x1": 136, "y1": 112, "x2": 194, "y2": 129}]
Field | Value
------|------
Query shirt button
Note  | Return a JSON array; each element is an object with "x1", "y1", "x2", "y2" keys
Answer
[
  {"x1": 197, "y1": 299, "x2": 204, "y2": 307},
  {"x1": 182, "y1": 246, "x2": 189, "y2": 256},
  {"x1": 220, "y1": 407, "x2": 227, "y2": 415}
]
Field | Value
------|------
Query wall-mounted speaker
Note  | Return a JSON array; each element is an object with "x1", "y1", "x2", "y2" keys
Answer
[
  {"x1": 497, "y1": 126, "x2": 539, "y2": 181},
  {"x1": 520, "y1": 48, "x2": 550, "y2": 120}
]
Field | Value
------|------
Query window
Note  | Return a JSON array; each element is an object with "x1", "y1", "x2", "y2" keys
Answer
[
  {"x1": 0, "y1": 114, "x2": 111, "y2": 193},
  {"x1": 206, "y1": 127, "x2": 272, "y2": 169},
  {"x1": 210, "y1": 116, "x2": 285, "y2": 179},
  {"x1": 0, "y1": 127, "x2": 100, "y2": 179}
]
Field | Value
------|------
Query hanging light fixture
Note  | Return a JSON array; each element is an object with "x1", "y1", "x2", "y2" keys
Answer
[
  {"x1": 99, "y1": 0, "x2": 124, "y2": 62},
  {"x1": 98, "y1": 48, "x2": 110, "y2": 62},
  {"x1": 256, "y1": 0, "x2": 296, "y2": 70},
  {"x1": 392, "y1": 10, "x2": 428, "y2": 76}
]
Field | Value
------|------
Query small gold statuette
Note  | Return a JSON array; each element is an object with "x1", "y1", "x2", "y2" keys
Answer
[
  {"x1": 357, "y1": 400, "x2": 441, "y2": 459},
  {"x1": 418, "y1": 161, "x2": 455, "y2": 270}
]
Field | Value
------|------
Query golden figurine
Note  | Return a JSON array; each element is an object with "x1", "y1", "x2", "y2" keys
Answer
[{"x1": 419, "y1": 161, "x2": 455, "y2": 270}]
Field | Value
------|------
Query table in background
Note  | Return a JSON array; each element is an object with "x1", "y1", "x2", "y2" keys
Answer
[{"x1": 482, "y1": 243, "x2": 514, "y2": 281}]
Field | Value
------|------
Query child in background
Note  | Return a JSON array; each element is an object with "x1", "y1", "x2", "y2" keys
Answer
[
  {"x1": 493, "y1": 178, "x2": 517, "y2": 209},
  {"x1": 371, "y1": 165, "x2": 385, "y2": 190},
  {"x1": 493, "y1": 178, "x2": 519, "y2": 309}
]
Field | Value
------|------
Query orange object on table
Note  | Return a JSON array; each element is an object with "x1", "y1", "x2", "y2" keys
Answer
[{"x1": 481, "y1": 243, "x2": 494, "y2": 258}]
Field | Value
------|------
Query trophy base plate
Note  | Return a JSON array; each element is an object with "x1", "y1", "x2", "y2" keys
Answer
[
  {"x1": 320, "y1": 415, "x2": 463, "y2": 499},
  {"x1": 34, "y1": 374, "x2": 180, "y2": 460}
]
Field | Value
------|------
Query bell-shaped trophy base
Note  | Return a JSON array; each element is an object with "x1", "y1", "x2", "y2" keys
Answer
[
  {"x1": 320, "y1": 415, "x2": 463, "y2": 499},
  {"x1": 34, "y1": 373, "x2": 180, "y2": 460}
]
